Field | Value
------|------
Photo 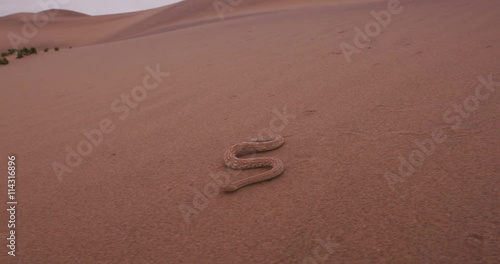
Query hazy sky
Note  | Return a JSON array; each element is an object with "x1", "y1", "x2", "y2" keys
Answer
[{"x1": 0, "y1": 0, "x2": 183, "y2": 16}]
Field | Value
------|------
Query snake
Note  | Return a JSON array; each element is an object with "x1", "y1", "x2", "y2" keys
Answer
[{"x1": 222, "y1": 134, "x2": 285, "y2": 192}]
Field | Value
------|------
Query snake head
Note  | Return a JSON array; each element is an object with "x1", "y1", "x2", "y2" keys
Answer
[{"x1": 222, "y1": 183, "x2": 239, "y2": 192}]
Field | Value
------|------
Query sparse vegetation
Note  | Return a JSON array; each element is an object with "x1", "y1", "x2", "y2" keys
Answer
[
  {"x1": 2, "y1": 49, "x2": 17, "y2": 57},
  {"x1": 0, "y1": 46, "x2": 69, "y2": 66},
  {"x1": 13, "y1": 47, "x2": 38, "y2": 58}
]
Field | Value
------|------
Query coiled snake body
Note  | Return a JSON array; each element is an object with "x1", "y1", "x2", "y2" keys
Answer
[{"x1": 223, "y1": 134, "x2": 285, "y2": 192}]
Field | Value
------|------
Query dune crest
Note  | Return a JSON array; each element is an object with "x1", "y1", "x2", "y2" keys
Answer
[{"x1": 0, "y1": 0, "x2": 337, "y2": 50}]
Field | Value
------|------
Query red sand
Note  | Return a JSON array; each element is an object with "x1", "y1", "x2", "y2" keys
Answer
[{"x1": 0, "y1": 0, "x2": 499, "y2": 263}]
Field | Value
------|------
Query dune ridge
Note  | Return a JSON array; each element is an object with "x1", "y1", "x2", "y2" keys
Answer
[{"x1": 0, "y1": 0, "x2": 342, "y2": 50}]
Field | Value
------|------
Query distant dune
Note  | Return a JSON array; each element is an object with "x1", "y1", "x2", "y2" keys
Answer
[
  {"x1": 0, "y1": 9, "x2": 88, "y2": 20},
  {"x1": 38, "y1": 9, "x2": 90, "y2": 17},
  {"x1": 0, "y1": 0, "x2": 337, "y2": 50}
]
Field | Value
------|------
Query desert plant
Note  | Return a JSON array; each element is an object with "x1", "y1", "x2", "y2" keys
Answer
[
  {"x1": 8, "y1": 48, "x2": 16, "y2": 54},
  {"x1": 18, "y1": 48, "x2": 28, "y2": 56},
  {"x1": 44, "y1": 48, "x2": 49, "y2": 52},
  {"x1": 55, "y1": 47, "x2": 59, "y2": 51},
  {"x1": 30, "y1": 47, "x2": 37, "y2": 54},
  {"x1": 1, "y1": 52, "x2": 8, "y2": 57},
  {"x1": 16, "y1": 52, "x2": 23, "y2": 59},
  {"x1": 0, "y1": 57, "x2": 8, "y2": 65}
]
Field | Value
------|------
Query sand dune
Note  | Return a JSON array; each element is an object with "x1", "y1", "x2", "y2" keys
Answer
[
  {"x1": 38, "y1": 9, "x2": 90, "y2": 17},
  {"x1": 0, "y1": 0, "x2": 339, "y2": 50},
  {"x1": 0, "y1": 0, "x2": 499, "y2": 263}
]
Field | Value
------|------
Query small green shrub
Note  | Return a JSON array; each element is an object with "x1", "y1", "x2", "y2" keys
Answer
[
  {"x1": 30, "y1": 47, "x2": 37, "y2": 54},
  {"x1": 8, "y1": 48, "x2": 16, "y2": 54},
  {"x1": 0, "y1": 57, "x2": 8, "y2": 65},
  {"x1": 16, "y1": 52, "x2": 24, "y2": 59},
  {"x1": 55, "y1": 47, "x2": 59, "y2": 51},
  {"x1": 1, "y1": 52, "x2": 8, "y2": 57}
]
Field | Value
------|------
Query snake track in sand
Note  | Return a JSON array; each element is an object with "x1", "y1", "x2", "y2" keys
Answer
[{"x1": 222, "y1": 134, "x2": 285, "y2": 192}]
